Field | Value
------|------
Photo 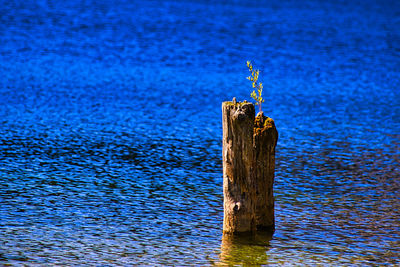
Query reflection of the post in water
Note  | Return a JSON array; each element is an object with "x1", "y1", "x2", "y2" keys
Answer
[{"x1": 218, "y1": 230, "x2": 273, "y2": 266}]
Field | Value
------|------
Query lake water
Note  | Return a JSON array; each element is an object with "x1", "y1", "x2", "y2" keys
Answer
[{"x1": 0, "y1": 0, "x2": 399, "y2": 265}]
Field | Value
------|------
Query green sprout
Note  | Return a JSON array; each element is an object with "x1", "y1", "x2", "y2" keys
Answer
[{"x1": 246, "y1": 60, "x2": 264, "y2": 113}]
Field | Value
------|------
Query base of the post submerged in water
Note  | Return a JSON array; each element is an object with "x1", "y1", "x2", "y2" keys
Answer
[
  {"x1": 219, "y1": 230, "x2": 273, "y2": 265},
  {"x1": 222, "y1": 100, "x2": 278, "y2": 235}
]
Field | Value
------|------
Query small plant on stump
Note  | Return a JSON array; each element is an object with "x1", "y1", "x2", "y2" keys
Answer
[{"x1": 246, "y1": 60, "x2": 264, "y2": 114}]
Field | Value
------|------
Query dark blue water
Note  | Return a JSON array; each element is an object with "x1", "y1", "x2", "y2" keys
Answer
[{"x1": 1, "y1": 0, "x2": 399, "y2": 265}]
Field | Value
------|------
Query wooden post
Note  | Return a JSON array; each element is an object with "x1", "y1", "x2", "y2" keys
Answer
[
  {"x1": 253, "y1": 111, "x2": 278, "y2": 230},
  {"x1": 222, "y1": 100, "x2": 278, "y2": 234},
  {"x1": 222, "y1": 100, "x2": 256, "y2": 233}
]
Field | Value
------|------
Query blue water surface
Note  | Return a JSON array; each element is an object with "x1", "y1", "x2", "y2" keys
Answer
[{"x1": 0, "y1": 0, "x2": 399, "y2": 265}]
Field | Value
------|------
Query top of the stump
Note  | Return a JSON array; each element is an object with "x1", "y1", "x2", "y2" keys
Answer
[
  {"x1": 222, "y1": 99, "x2": 253, "y2": 108},
  {"x1": 254, "y1": 112, "x2": 275, "y2": 134}
]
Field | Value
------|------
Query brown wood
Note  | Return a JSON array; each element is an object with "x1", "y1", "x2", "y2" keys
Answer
[
  {"x1": 222, "y1": 100, "x2": 278, "y2": 234},
  {"x1": 253, "y1": 112, "x2": 278, "y2": 230},
  {"x1": 222, "y1": 101, "x2": 256, "y2": 233}
]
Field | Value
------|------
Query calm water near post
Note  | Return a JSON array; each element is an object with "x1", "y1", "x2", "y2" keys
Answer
[{"x1": 0, "y1": 0, "x2": 399, "y2": 265}]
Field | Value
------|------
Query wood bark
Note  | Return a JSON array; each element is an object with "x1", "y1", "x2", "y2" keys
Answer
[
  {"x1": 253, "y1": 112, "x2": 278, "y2": 230},
  {"x1": 222, "y1": 101, "x2": 278, "y2": 234},
  {"x1": 222, "y1": 101, "x2": 256, "y2": 233}
]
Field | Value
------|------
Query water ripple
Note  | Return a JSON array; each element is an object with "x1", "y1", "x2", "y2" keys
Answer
[{"x1": 1, "y1": 0, "x2": 399, "y2": 265}]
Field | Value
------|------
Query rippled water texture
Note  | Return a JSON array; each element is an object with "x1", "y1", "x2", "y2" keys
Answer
[{"x1": 1, "y1": 0, "x2": 399, "y2": 265}]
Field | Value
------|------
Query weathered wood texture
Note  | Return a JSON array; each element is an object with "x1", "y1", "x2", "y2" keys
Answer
[
  {"x1": 253, "y1": 112, "x2": 278, "y2": 230},
  {"x1": 222, "y1": 101, "x2": 278, "y2": 234},
  {"x1": 222, "y1": 101, "x2": 256, "y2": 233}
]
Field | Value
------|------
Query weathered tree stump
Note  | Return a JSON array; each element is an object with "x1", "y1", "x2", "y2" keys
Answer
[
  {"x1": 253, "y1": 111, "x2": 278, "y2": 230},
  {"x1": 222, "y1": 100, "x2": 278, "y2": 234},
  {"x1": 222, "y1": 101, "x2": 256, "y2": 233}
]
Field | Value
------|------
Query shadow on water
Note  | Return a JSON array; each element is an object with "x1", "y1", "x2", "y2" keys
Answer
[{"x1": 218, "y1": 231, "x2": 274, "y2": 266}]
